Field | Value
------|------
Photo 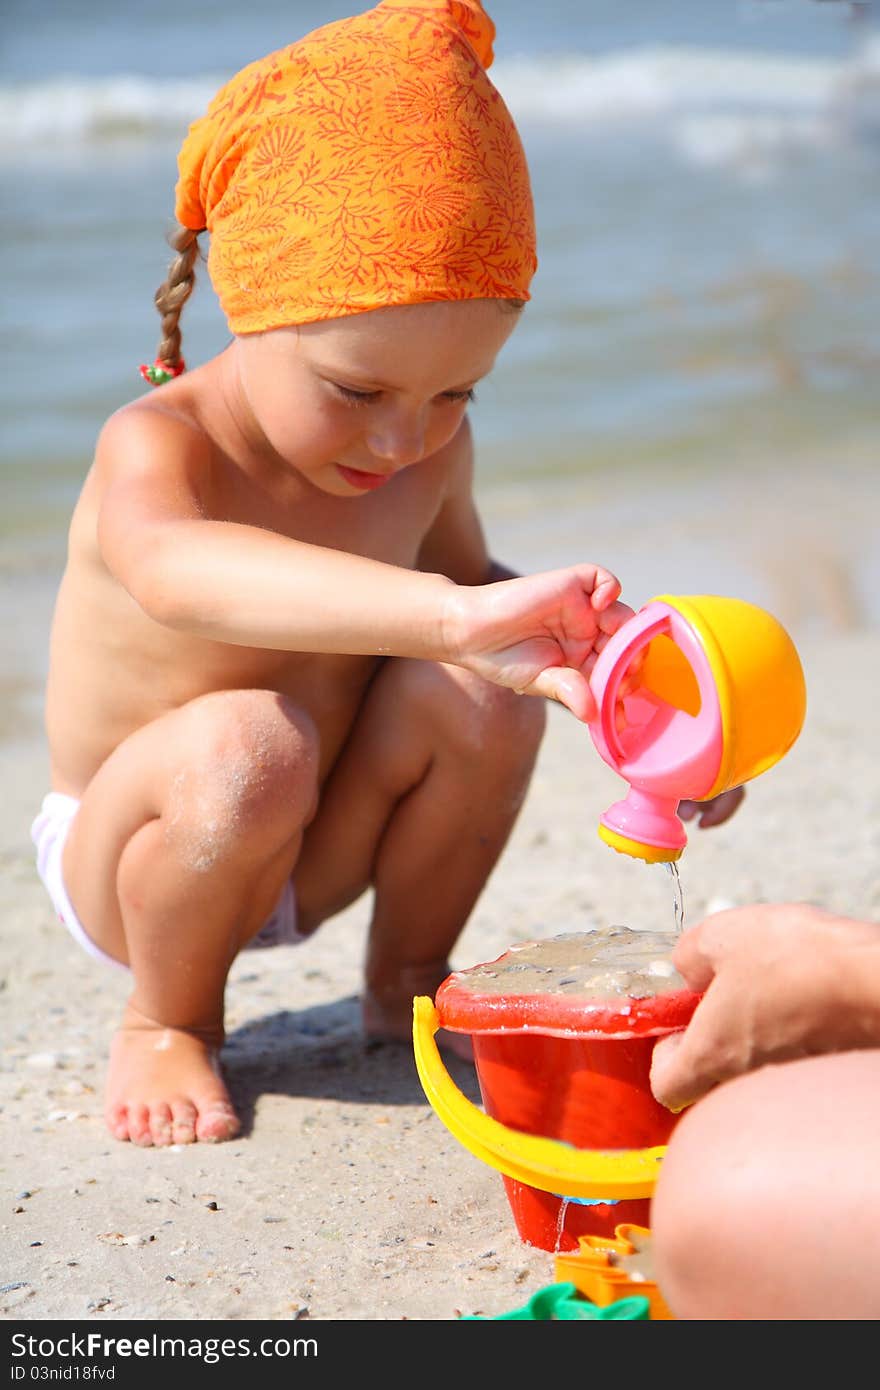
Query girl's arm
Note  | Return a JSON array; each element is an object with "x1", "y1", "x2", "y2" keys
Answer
[{"x1": 96, "y1": 408, "x2": 631, "y2": 719}]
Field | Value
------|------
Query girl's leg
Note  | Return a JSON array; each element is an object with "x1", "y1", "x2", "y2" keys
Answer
[
  {"x1": 62, "y1": 689, "x2": 319, "y2": 1146},
  {"x1": 650, "y1": 1049, "x2": 880, "y2": 1319},
  {"x1": 293, "y1": 659, "x2": 546, "y2": 1045}
]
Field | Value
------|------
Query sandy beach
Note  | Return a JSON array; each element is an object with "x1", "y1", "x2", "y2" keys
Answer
[{"x1": 2, "y1": 452, "x2": 878, "y2": 1326}]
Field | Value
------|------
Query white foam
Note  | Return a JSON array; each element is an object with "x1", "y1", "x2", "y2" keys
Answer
[
  {"x1": 0, "y1": 74, "x2": 221, "y2": 147},
  {"x1": 2, "y1": 41, "x2": 878, "y2": 160},
  {"x1": 493, "y1": 43, "x2": 880, "y2": 171},
  {"x1": 497, "y1": 46, "x2": 844, "y2": 122}
]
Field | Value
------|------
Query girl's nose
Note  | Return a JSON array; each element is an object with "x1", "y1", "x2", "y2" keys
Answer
[{"x1": 367, "y1": 410, "x2": 425, "y2": 467}]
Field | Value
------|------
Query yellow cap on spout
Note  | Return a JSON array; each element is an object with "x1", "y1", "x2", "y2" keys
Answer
[{"x1": 597, "y1": 823, "x2": 683, "y2": 864}]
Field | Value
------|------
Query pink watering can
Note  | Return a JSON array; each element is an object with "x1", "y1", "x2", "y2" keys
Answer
[{"x1": 588, "y1": 595, "x2": 807, "y2": 862}]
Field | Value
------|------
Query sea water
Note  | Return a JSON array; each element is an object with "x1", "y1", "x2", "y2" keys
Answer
[{"x1": 4, "y1": 0, "x2": 880, "y2": 567}]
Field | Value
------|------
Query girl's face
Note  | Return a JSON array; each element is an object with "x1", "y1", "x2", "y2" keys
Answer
[{"x1": 233, "y1": 299, "x2": 519, "y2": 495}]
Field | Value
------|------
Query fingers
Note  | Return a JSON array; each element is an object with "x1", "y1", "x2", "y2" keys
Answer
[
  {"x1": 530, "y1": 666, "x2": 597, "y2": 723},
  {"x1": 679, "y1": 786, "x2": 746, "y2": 828},
  {"x1": 670, "y1": 921, "x2": 718, "y2": 992},
  {"x1": 650, "y1": 1031, "x2": 710, "y2": 1112},
  {"x1": 652, "y1": 912, "x2": 756, "y2": 1109},
  {"x1": 587, "y1": 567, "x2": 622, "y2": 610},
  {"x1": 650, "y1": 982, "x2": 751, "y2": 1112},
  {"x1": 650, "y1": 978, "x2": 729, "y2": 1113},
  {"x1": 698, "y1": 785, "x2": 745, "y2": 827},
  {"x1": 597, "y1": 598, "x2": 635, "y2": 634}
]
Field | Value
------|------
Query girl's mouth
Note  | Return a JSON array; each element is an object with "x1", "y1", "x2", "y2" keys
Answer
[{"x1": 336, "y1": 464, "x2": 391, "y2": 491}]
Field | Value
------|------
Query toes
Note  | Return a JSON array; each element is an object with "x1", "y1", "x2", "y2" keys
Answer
[
  {"x1": 105, "y1": 1103, "x2": 132, "y2": 1143},
  {"x1": 105, "y1": 1097, "x2": 231, "y2": 1145},
  {"x1": 149, "y1": 1102, "x2": 174, "y2": 1147},
  {"x1": 170, "y1": 1099, "x2": 198, "y2": 1145},
  {"x1": 196, "y1": 1101, "x2": 240, "y2": 1144},
  {"x1": 127, "y1": 1103, "x2": 155, "y2": 1147}
]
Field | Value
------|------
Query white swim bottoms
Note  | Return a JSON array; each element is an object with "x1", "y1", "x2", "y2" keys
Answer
[{"x1": 30, "y1": 791, "x2": 303, "y2": 971}]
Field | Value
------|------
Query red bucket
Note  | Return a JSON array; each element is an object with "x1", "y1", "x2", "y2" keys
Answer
[{"x1": 434, "y1": 929, "x2": 701, "y2": 1252}]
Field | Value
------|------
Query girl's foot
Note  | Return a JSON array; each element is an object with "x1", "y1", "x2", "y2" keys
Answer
[
  {"x1": 105, "y1": 1004, "x2": 240, "y2": 1146},
  {"x1": 363, "y1": 969, "x2": 474, "y2": 1063}
]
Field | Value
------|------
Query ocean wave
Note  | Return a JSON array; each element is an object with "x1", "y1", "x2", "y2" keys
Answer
[
  {"x1": 0, "y1": 74, "x2": 223, "y2": 147},
  {"x1": 2, "y1": 40, "x2": 879, "y2": 162}
]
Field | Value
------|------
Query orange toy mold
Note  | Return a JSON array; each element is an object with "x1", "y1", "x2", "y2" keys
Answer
[{"x1": 554, "y1": 1223, "x2": 673, "y2": 1320}]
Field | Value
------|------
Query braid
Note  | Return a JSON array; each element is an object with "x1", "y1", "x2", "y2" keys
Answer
[
  {"x1": 155, "y1": 224, "x2": 201, "y2": 367},
  {"x1": 139, "y1": 224, "x2": 201, "y2": 386}
]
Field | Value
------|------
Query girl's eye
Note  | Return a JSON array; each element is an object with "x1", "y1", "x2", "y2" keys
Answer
[
  {"x1": 334, "y1": 384, "x2": 379, "y2": 406},
  {"x1": 332, "y1": 383, "x2": 475, "y2": 406}
]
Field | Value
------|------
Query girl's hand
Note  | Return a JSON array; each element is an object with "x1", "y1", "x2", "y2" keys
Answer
[
  {"x1": 649, "y1": 904, "x2": 880, "y2": 1113},
  {"x1": 448, "y1": 564, "x2": 633, "y2": 722}
]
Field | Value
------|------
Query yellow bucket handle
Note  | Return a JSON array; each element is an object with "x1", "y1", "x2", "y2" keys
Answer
[{"x1": 412, "y1": 996, "x2": 667, "y2": 1200}]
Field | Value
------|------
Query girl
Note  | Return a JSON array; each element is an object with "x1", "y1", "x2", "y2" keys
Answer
[{"x1": 31, "y1": 1, "x2": 735, "y2": 1148}]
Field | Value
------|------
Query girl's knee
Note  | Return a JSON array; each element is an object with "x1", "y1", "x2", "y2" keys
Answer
[
  {"x1": 171, "y1": 689, "x2": 319, "y2": 834},
  {"x1": 455, "y1": 671, "x2": 546, "y2": 772},
  {"x1": 404, "y1": 661, "x2": 546, "y2": 765}
]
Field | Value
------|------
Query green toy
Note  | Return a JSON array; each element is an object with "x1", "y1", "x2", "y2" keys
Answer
[{"x1": 462, "y1": 1281, "x2": 651, "y2": 1320}]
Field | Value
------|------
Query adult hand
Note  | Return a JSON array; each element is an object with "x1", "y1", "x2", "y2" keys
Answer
[{"x1": 649, "y1": 903, "x2": 880, "y2": 1113}]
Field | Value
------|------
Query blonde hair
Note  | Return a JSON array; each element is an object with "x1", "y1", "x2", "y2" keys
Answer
[{"x1": 150, "y1": 224, "x2": 202, "y2": 371}]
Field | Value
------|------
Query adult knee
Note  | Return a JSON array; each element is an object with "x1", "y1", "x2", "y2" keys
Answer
[
  {"x1": 653, "y1": 1053, "x2": 880, "y2": 1318},
  {"x1": 650, "y1": 1073, "x2": 796, "y2": 1318}
]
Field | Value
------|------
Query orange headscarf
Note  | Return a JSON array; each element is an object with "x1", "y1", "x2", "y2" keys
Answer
[{"x1": 174, "y1": 0, "x2": 536, "y2": 334}]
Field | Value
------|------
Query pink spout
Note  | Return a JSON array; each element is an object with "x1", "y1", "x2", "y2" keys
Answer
[{"x1": 600, "y1": 787, "x2": 687, "y2": 856}]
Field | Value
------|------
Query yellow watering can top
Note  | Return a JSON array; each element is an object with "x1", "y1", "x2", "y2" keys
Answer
[{"x1": 654, "y1": 594, "x2": 807, "y2": 798}]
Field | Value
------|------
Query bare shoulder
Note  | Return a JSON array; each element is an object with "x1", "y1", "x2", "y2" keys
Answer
[
  {"x1": 95, "y1": 381, "x2": 215, "y2": 487},
  {"x1": 79, "y1": 377, "x2": 230, "y2": 579}
]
